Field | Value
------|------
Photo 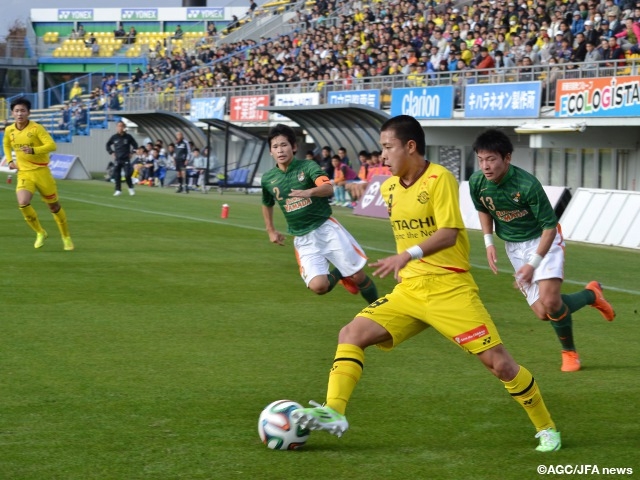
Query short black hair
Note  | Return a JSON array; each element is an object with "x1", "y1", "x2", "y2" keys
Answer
[
  {"x1": 380, "y1": 115, "x2": 426, "y2": 157},
  {"x1": 10, "y1": 97, "x2": 31, "y2": 111},
  {"x1": 267, "y1": 123, "x2": 297, "y2": 148},
  {"x1": 472, "y1": 129, "x2": 513, "y2": 159}
]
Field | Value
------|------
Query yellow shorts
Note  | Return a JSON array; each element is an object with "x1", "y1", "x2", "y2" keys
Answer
[
  {"x1": 358, "y1": 272, "x2": 502, "y2": 354},
  {"x1": 16, "y1": 168, "x2": 59, "y2": 204}
]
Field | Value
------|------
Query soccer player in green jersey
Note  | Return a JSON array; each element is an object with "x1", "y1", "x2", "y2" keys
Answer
[
  {"x1": 3, "y1": 97, "x2": 74, "y2": 251},
  {"x1": 261, "y1": 124, "x2": 378, "y2": 304},
  {"x1": 292, "y1": 115, "x2": 561, "y2": 452},
  {"x1": 469, "y1": 129, "x2": 615, "y2": 372}
]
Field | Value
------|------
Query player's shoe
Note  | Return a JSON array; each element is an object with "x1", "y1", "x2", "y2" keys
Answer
[
  {"x1": 291, "y1": 401, "x2": 349, "y2": 438},
  {"x1": 535, "y1": 428, "x2": 562, "y2": 452},
  {"x1": 62, "y1": 237, "x2": 74, "y2": 251},
  {"x1": 128, "y1": 188, "x2": 135, "y2": 196},
  {"x1": 113, "y1": 190, "x2": 122, "y2": 196},
  {"x1": 340, "y1": 277, "x2": 359, "y2": 295},
  {"x1": 561, "y1": 350, "x2": 581, "y2": 372},
  {"x1": 34, "y1": 230, "x2": 48, "y2": 249},
  {"x1": 585, "y1": 281, "x2": 615, "y2": 321}
]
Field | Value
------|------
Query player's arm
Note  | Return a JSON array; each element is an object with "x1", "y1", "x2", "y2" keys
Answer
[
  {"x1": 290, "y1": 176, "x2": 333, "y2": 198},
  {"x1": 479, "y1": 210, "x2": 499, "y2": 274},
  {"x1": 515, "y1": 227, "x2": 556, "y2": 287},
  {"x1": 129, "y1": 135, "x2": 138, "y2": 153},
  {"x1": 3, "y1": 134, "x2": 14, "y2": 169},
  {"x1": 262, "y1": 204, "x2": 285, "y2": 246},
  {"x1": 370, "y1": 227, "x2": 459, "y2": 281},
  {"x1": 515, "y1": 183, "x2": 559, "y2": 284},
  {"x1": 34, "y1": 125, "x2": 56, "y2": 155},
  {"x1": 106, "y1": 136, "x2": 114, "y2": 155}
]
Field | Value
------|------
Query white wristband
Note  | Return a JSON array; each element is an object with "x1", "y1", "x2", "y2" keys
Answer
[
  {"x1": 406, "y1": 245, "x2": 423, "y2": 260},
  {"x1": 527, "y1": 253, "x2": 543, "y2": 269},
  {"x1": 484, "y1": 234, "x2": 494, "y2": 248}
]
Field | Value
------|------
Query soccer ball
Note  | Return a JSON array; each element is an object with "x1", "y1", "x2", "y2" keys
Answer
[{"x1": 258, "y1": 399, "x2": 310, "y2": 450}]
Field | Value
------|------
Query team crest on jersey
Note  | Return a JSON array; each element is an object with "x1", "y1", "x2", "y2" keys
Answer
[
  {"x1": 298, "y1": 171, "x2": 306, "y2": 182},
  {"x1": 511, "y1": 192, "x2": 521, "y2": 203},
  {"x1": 417, "y1": 191, "x2": 430, "y2": 204}
]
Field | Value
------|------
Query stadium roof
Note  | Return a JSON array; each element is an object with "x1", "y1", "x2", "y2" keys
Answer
[
  {"x1": 117, "y1": 110, "x2": 207, "y2": 148},
  {"x1": 259, "y1": 104, "x2": 390, "y2": 158}
]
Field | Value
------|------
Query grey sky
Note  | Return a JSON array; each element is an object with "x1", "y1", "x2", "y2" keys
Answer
[{"x1": 1, "y1": 0, "x2": 249, "y2": 37}]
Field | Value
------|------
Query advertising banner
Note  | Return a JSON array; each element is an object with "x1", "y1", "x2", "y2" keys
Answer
[
  {"x1": 390, "y1": 86, "x2": 454, "y2": 119},
  {"x1": 190, "y1": 97, "x2": 226, "y2": 121},
  {"x1": 230, "y1": 95, "x2": 269, "y2": 122},
  {"x1": 328, "y1": 90, "x2": 380, "y2": 109},
  {"x1": 555, "y1": 76, "x2": 640, "y2": 117},
  {"x1": 464, "y1": 81, "x2": 541, "y2": 118}
]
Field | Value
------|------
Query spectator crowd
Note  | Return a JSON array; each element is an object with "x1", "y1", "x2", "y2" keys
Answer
[{"x1": 122, "y1": 0, "x2": 640, "y2": 99}]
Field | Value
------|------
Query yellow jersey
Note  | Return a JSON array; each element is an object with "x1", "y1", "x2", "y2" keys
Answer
[
  {"x1": 380, "y1": 162, "x2": 471, "y2": 279},
  {"x1": 3, "y1": 121, "x2": 56, "y2": 172}
]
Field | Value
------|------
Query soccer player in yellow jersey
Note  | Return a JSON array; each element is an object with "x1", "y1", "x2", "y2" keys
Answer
[
  {"x1": 292, "y1": 115, "x2": 562, "y2": 452},
  {"x1": 3, "y1": 97, "x2": 74, "y2": 251}
]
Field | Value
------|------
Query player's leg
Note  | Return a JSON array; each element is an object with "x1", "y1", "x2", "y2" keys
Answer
[
  {"x1": 323, "y1": 218, "x2": 379, "y2": 303},
  {"x1": 113, "y1": 162, "x2": 123, "y2": 193},
  {"x1": 16, "y1": 174, "x2": 47, "y2": 247},
  {"x1": 176, "y1": 164, "x2": 184, "y2": 192},
  {"x1": 294, "y1": 232, "x2": 335, "y2": 295},
  {"x1": 428, "y1": 272, "x2": 560, "y2": 451},
  {"x1": 124, "y1": 162, "x2": 134, "y2": 191},
  {"x1": 477, "y1": 346, "x2": 561, "y2": 452},
  {"x1": 38, "y1": 171, "x2": 73, "y2": 251},
  {"x1": 507, "y1": 238, "x2": 579, "y2": 371},
  {"x1": 292, "y1": 283, "x2": 425, "y2": 437}
]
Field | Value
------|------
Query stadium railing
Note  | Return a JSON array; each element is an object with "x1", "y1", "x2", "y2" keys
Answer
[{"x1": 122, "y1": 57, "x2": 637, "y2": 115}]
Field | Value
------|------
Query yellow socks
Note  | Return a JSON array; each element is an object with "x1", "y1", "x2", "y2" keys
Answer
[
  {"x1": 326, "y1": 344, "x2": 364, "y2": 415},
  {"x1": 19, "y1": 204, "x2": 44, "y2": 233},
  {"x1": 503, "y1": 366, "x2": 556, "y2": 432},
  {"x1": 52, "y1": 207, "x2": 71, "y2": 238}
]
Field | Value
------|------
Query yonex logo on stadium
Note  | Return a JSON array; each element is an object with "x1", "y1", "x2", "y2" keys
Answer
[
  {"x1": 58, "y1": 9, "x2": 94, "y2": 21},
  {"x1": 121, "y1": 9, "x2": 159, "y2": 20},
  {"x1": 186, "y1": 8, "x2": 224, "y2": 20}
]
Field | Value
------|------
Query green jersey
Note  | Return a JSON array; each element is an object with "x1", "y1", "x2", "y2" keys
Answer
[
  {"x1": 261, "y1": 159, "x2": 332, "y2": 236},
  {"x1": 469, "y1": 165, "x2": 558, "y2": 242}
]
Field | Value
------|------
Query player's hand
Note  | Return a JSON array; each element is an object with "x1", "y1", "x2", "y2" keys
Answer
[
  {"x1": 514, "y1": 264, "x2": 534, "y2": 289},
  {"x1": 486, "y1": 245, "x2": 498, "y2": 274},
  {"x1": 268, "y1": 230, "x2": 286, "y2": 246},
  {"x1": 20, "y1": 146, "x2": 33, "y2": 154},
  {"x1": 369, "y1": 252, "x2": 410, "y2": 281},
  {"x1": 289, "y1": 189, "x2": 309, "y2": 198}
]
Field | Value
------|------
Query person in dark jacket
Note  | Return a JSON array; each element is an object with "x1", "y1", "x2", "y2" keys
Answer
[
  {"x1": 173, "y1": 131, "x2": 191, "y2": 193},
  {"x1": 106, "y1": 121, "x2": 138, "y2": 196}
]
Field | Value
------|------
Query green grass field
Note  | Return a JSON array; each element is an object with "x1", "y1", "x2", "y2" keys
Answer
[{"x1": 1, "y1": 175, "x2": 638, "y2": 480}]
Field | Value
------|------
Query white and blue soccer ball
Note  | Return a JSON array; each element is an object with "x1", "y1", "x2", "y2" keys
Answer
[{"x1": 258, "y1": 399, "x2": 310, "y2": 450}]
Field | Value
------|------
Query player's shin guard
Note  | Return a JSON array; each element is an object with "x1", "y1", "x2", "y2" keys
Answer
[
  {"x1": 326, "y1": 344, "x2": 364, "y2": 415},
  {"x1": 503, "y1": 366, "x2": 556, "y2": 432},
  {"x1": 357, "y1": 276, "x2": 379, "y2": 303},
  {"x1": 52, "y1": 207, "x2": 71, "y2": 238},
  {"x1": 19, "y1": 204, "x2": 44, "y2": 233},
  {"x1": 547, "y1": 304, "x2": 575, "y2": 351}
]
